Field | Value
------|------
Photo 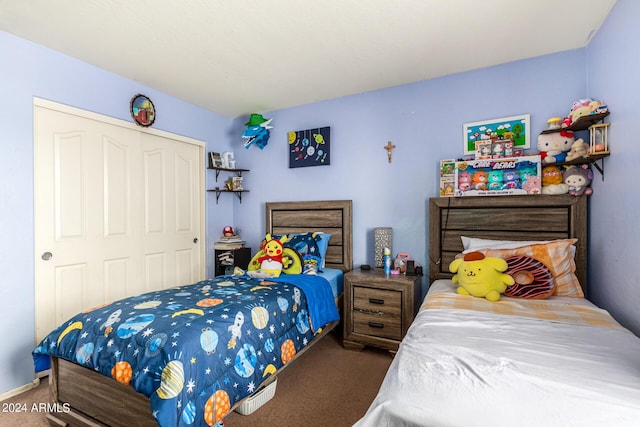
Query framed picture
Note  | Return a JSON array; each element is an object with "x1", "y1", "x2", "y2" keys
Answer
[
  {"x1": 289, "y1": 126, "x2": 330, "y2": 168},
  {"x1": 209, "y1": 152, "x2": 223, "y2": 168},
  {"x1": 231, "y1": 176, "x2": 243, "y2": 191},
  {"x1": 463, "y1": 114, "x2": 530, "y2": 155},
  {"x1": 130, "y1": 94, "x2": 155, "y2": 127}
]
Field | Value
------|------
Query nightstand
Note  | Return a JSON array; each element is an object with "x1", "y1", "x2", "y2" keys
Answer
[
  {"x1": 343, "y1": 269, "x2": 421, "y2": 352},
  {"x1": 214, "y1": 247, "x2": 251, "y2": 276}
]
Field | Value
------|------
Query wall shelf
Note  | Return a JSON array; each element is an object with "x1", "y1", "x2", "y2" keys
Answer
[
  {"x1": 207, "y1": 189, "x2": 250, "y2": 204},
  {"x1": 207, "y1": 166, "x2": 249, "y2": 182}
]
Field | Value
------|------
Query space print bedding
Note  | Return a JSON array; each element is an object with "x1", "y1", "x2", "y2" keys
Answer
[
  {"x1": 355, "y1": 279, "x2": 640, "y2": 427},
  {"x1": 33, "y1": 274, "x2": 339, "y2": 427}
]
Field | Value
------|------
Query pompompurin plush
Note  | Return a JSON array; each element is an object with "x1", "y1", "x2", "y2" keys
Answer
[{"x1": 449, "y1": 252, "x2": 514, "y2": 302}]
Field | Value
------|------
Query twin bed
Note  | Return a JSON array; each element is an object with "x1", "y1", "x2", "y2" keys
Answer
[
  {"x1": 356, "y1": 195, "x2": 640, "y2": 426},
  {"x1": 35, "y1": 195, "x2": 640, "y2": 426},
  {"x1": 34, "y1": 200, "x2": 352, "y2": 427}
]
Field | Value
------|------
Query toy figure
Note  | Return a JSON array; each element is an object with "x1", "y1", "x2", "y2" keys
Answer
[
  {"x1": 242, "y1": 113, "x2": 273, "y2": 150},
  {"x1": 522, "y1": 176, "x2": 541, "y2": 194},
  {"x1": 487, "y1": 170, "x2": 503, "y2": 190},
  {"x1": 449, "y1": 252, "x2": 515, "y2": 302},
  {"x1": 541, "y1": 165, "x2": 569, "y2": 195},
  {"x1": 563, "y1": 165, "x2": 593, "y2": 197},
  {"x1": 491, "y1": 142, "x2": 504, "y2": 158},
  {"x1": 458, "y1": 171, "x2": 472, "y2": 191},
  {"x1": 565, "y1": 138, "x2": 589, "y2": 161},
  {"x1": 472, "y1": 171, "x2": 488, "y2": 190},
  {"x1": 537, "y1": 130, "x2": 574, "y2": 163},
  {"x1": 254, "y1": 234, "x2": 289, "y2": 277},
  {"x1": 501, "y1": 170, "x2": 520, "y2": 189}
]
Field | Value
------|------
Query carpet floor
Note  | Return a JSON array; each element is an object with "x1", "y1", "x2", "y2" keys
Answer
[{"x1": 0, "y1": 333, "x2": 393, "y2": 427}]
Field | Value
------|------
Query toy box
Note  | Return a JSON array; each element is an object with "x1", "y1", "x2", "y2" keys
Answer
[
  {"x1": 453, "y1": 155, "x2": 541, "y2": 197},
  {"x1": 439, "y1": 159, "x2": 456, "y2": 197}
]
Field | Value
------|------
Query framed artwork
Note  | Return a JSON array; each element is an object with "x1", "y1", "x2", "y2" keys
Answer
[
  {"x1": 130, "y1": 94, "x2": 155, "y2": 127},
  {"x1": 463, "y1": 114, "x2": 530, "y2": 155},
  {"x1": 209, "y1": 152, "x2": 223, "y2": 168},
  {"x1": 288, "y1": 127, "x2": 330, "y2": 168}
]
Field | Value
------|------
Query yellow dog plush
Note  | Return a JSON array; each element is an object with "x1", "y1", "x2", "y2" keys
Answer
[{"x1": 449, "y1": 251, "x2": 514, "y2": 302}]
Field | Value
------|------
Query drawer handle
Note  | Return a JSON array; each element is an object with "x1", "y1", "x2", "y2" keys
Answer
[
  {"x1": 369, "y1": 298, "x2": 384, "y2": 305},
  {"x1": 368, "y1": 321, "x2": 384, "y2": 329}
]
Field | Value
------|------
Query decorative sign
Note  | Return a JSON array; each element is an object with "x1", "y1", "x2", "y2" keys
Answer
[
  {"x1": 288, "y1": 127, "x2": 330, "y2": 168},
  {"x1": 130, "y1": 94, "x2": 156, "y2": 127}
]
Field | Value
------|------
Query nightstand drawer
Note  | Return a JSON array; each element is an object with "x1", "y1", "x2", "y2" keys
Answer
[
  {"x1": 353, "y1": 287, "x2": 401, "y2": 316},
  {"x1": 353, "y1": 311, "x2": 402, "y2": 340}
]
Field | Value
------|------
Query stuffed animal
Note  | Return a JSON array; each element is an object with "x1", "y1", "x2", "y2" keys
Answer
[
  {"x1": 565, "y1": 138, "x2": 589, "y2": 162},
  {"x1": 501, "y1": 170, "x2": 520, "y2": 189},
  {"x1": 537, "y1": 130, "x2": 574, "y2": 163},
  {"x1": 248, "y1": 234, "x2": 303, "y2": 277},
  {"x1": 487, "y1": 170, "x2": 503, "y2": 190},
  {"x1": 472, "y1": 171, "x2": 488, "y2": 190},
  {"x1": 449, "y1": 252, "x2": 515, "y2": 302},
  {"x1": 563, "y1": 165, "x2": 593, "y2": 197},
  {"x1": 568, "y1": 98, "x2": 606, "y2": 124},
  {"x1": 458, "y1": 171, "x2": 472, "y2": 192},
  {"x1": 522, "y1": 175, "x2": 541, "y2": 194},
  {"x1": 541, "y1": 165, "x2": 569, "y2": 195}
]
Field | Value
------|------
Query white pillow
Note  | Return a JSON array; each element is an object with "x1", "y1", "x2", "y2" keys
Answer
[
  {"x1": 461, "y1": 236, "x2": 550, "y2": 253},
  {"x1": 461, "y1": 236, "x2": 576, "y2": 256}
]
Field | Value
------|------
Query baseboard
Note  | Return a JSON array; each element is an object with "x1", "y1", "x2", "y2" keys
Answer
[{"x1": 0, "y1": 378, "x2": 40, "y2": 402}]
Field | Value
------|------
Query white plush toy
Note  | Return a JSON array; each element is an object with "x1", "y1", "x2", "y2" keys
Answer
[
  {"x1": 565, "y1": 138, "x2": 589, "y2": 162},
  {"x1": 537, "y1": 130, "x2": 574, "y2": 164}
]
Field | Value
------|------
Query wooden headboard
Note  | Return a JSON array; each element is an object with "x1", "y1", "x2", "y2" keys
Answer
[
  {"x1": 429, "y1": 195, "x2": 588, "y2": 294},
  {"x1": 266, "y1": 200, "x2": 353, "y2": 272}
]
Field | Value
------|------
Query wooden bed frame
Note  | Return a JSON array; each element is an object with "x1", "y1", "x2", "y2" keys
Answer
[
  {"x1": 45, "y1": 200, "x2": 353, "y2": 427},
  {"x1": 429, "y1": 195, "x2": 588, "y2": 295}
]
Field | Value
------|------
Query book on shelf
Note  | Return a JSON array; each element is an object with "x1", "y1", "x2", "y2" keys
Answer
[
  {"x1": 218, "y1": 234, "x2": 243, "y2": 242},
  {"x1": 214, "y1": 241, "x2": 245, "y2": 250}
]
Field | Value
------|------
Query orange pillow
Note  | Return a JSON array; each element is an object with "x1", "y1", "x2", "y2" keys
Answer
[{"x1": 476, "y1": 239, "x2": 583, "y2": 298}]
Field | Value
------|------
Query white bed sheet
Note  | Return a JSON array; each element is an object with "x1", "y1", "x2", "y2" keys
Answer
[{"x1": 356, "y1": 280, "x2": 640, "y2": 427}]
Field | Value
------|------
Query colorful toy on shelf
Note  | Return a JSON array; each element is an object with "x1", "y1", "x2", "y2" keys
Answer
[
  {"x1": 566, "y1": 138, "x2": 589, "y2": 162},
  {"x1": 501, "y1": 170, "x2": 519, "y2": 189},
  {"x1": 223, "y1": 226, "x2": 235, "y2": 237},
  {"x1": 541, "y1": 165, "x2": 569, "y2": 195},
  {"x1": 472, "y1": 171, "x2": 488, "y2": 190},
  {"x1": 457, "y1": 170, "x2": 472, "y2": 192},
  {"x1": 487, "y1": 170, "x2": 504, "y2": 190},
  {"x1": 546, "y1": 116, "x2": 562, "y2": 130},
  {"x1": 537, "y1": 130, "x2": 574, "y2": 164},
  {"x1": 563, "y1": 165, "x2": 593, "y2": 197},
  {"x1": 567, "y1": 98, "x2": 608, "y2": 125}
]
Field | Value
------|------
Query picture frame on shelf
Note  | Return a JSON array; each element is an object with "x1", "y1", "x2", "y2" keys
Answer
[
  {"x1": 463, "y1": 114, "x2": 530, "y2": 155},
  {"x1": 231, "y1": 176, "x2": 243, "y2": 191},
  {"x1": 209, "y1": 152, "x2": 224, "y2": 168}
]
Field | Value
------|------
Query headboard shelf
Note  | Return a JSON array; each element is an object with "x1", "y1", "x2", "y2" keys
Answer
[
  {"x1": 429, "y1": 195, "x2": 587, "y2": 294},
  {"x1": 266, "y1": 200, "x2": 353, "y2": 272}
]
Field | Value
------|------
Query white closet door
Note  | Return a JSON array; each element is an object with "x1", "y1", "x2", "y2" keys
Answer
[{"x1": 34, "y1": 101, "x2": 204, "y2": 342}]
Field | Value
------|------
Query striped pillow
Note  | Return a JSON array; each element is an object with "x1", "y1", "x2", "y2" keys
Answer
[{"x1": 477, "y1": 239, "x2": 583, "y2": 298}]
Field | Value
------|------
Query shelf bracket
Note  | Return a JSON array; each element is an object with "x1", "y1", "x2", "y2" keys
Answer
[
  {"x1": 592, "y1": 158, "x2": 605, "y2": 181},
  {"x1": 235, "y1": 192, "x2": 243, "y2": 203}
]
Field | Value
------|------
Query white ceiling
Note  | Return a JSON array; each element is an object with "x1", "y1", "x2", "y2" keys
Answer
[{"x1": 0, "y1": 0, "x2": 617, "y2": 118}]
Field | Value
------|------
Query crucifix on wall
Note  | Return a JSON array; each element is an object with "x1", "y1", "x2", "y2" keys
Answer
[{"x1": 384, "y1": 140, "x2": 396, "y2": 163}]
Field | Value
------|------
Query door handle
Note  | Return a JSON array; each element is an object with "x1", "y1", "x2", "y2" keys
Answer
[
  {"x1": 41, "y1": 252, "x2": 53, "y2": 261},
  {"x1": 193, "y1": 238, "x2": 199, "y2": 243}
]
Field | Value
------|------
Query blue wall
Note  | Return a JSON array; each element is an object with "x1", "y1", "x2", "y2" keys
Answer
[
  {"x1": 1, "y1": 0, "x2": 638, "y2": 396},
  {"x1": 0, "y1": 31, "x2": 235, "y2": 394},
  {"x1": 586, "y1": 0, "x2": 640, "y2": 334}
]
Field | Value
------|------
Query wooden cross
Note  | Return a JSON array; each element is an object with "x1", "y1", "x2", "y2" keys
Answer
[{"x1": 384, "y1": 141, "x2": 396, "y2": 163}]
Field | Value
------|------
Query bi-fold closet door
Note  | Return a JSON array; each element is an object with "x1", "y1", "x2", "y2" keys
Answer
[{"x1": 34, "y1": 99, "x2": 204, "y2": 342}]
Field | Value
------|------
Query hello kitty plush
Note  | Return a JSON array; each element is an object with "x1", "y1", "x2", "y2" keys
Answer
[{"x1": 537, "y1": 130, "x2": 574, "y2": 164}]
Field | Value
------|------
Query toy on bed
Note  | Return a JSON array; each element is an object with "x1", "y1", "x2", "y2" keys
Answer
[
  {"x1": 537, "y1": 129, "x2": 574, "y2": 163},
  {"x1": 449, "y1": 251, "x2": 515, "y2": 302},
  {"x1": 564, "y1": 164, "x2": 593, "y2": 197},
  {"x1": 248, "y1": 234, "x2": 302, "y2": 277}
]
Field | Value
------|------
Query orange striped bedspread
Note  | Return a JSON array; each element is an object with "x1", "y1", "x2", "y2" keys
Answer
[{"x1": 422, "y1": 280, "x2": 627, "y2": 331}]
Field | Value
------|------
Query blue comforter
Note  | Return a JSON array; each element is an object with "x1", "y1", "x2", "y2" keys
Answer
[{"x1": 33, "y1": 274, "x2": 339, "y2": 426}]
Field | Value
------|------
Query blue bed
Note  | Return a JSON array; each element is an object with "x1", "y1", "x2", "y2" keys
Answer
[
  {"x1": 35, "y1": 200, "x2": 353, "y2": 427},
  {"x1": 34, "y1": 274, "x2": 338, "y2": 426}
]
